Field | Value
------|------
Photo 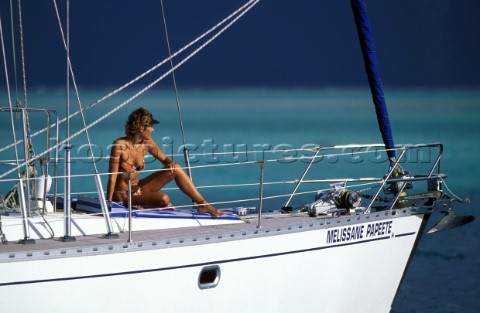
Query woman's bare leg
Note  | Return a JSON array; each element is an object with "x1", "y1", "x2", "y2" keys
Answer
[
  {"x1": 133, "y1": 192, "x2": 171, "y2": 207},
  {"x1": 140, "y1": 163, "x2": 224, "y2": 216},
  {"x1": 113, "y1": 190, "x2": 171, "y2": 208}
]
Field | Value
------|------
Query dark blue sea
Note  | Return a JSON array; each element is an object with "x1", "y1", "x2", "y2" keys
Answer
[{"x1": 1, "y1": 88, "x2": 478, "y2": 312}]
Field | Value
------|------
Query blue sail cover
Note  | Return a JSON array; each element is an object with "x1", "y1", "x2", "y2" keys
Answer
[{"x1": 350, "y1": 0, "x2": 396, "y2": 161}]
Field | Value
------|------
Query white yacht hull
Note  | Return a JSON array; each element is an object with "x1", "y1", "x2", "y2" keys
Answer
[{"x1": 0, "y1": 213, "x2": 426, "y2": 313}]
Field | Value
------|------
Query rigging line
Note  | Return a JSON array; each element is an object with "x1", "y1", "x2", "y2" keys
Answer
[
  {"x1": 17, "y1": 0, "x2": 36, "y2": 163},
  {"x1": 8, "y1": 0, "x2": 20, "y2": 103},
  {"x1": 160, "y1": 0, "x2": 192, "y2": 179},
  {"x1": 0, "y1": 0, "x2": 259, "y2": 155},
  {"x1": 0, "y1": 0, "x2": 261, "y2": 180},
  {"x1": 52, "y1": 0, "x2": 99, "y2": 172},
  {"x1": 17, "y1": 0, "x2": 27, "y2": 109},
  {"x1": 14, "y1": 0, "x2": 37, "y2": 172},
  {"x1": 65, "y1": 0, "x2": 70, "y2": 146},
  {"x1": 57, "y1": 0, "x2": 260, "y2": 148},
  {"x1": 0, "y1": 11, "x2": 22, "y2": 176},
  {"x1": 439, "y1": 178, "x2": 465, "y2": 202}
]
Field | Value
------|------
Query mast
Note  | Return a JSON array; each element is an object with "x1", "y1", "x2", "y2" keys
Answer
[
  {"x1": 61, "y1": 0, "x2": 75, "y2": 242},
  {"x1": 350, "y1": 0, "x2": 397, "y2": 165}
]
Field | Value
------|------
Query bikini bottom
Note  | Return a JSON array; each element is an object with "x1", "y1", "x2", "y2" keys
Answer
[{"x1": 113, "y1": 185, "x2": 142, "y2": 203}]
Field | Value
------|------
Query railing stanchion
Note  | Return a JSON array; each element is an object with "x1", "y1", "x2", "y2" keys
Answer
[
  {"x1": 257, "y1": 160, "x2": 265, "y2": 229},
  {"x1": 18, "y1": 177, "x2": 35, "y2": 244},
  {"x1": 61, "y1": 146, "x2": 76, "y2": 242},
  {"x1": 127, "y1": 173, "x2": 133, "y2": 243},
  {"x1": 283, "y1": 147, "x2": 321, "y2": 210},
  {"x1": 20, "y1": 109, "x2": 32, "y2": 217},
  {"x1": 365, "y1": 147, "x2": 408, "y2": 213},
  {"x1": 95, "y1": 174, "x2": 119, "y2": 239}
]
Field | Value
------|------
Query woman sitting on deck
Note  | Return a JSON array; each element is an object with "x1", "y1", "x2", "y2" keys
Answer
[{"x1": 106, "y1": 107, "x2": 224, "y2": 217}]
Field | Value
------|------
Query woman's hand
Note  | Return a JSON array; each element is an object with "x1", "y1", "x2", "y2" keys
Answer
[{"x1": 165, "y1": 162, "x2": 176, "y2": 174}]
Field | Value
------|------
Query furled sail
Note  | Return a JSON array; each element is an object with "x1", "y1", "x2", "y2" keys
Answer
[{"x1": 350, "y1": 0, "x2": 396, "y2": 164}]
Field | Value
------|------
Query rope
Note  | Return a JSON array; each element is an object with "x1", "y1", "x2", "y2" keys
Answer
[
  {"x1": 0, "y1": 0, "x2": 261, "y2": 180},
  {"x1": 0, "y1": 0, "x2": 260, "y2": 156},
  {"x1": 159, "y1": 0, "x2": 193, "y2": 178},
  {"x1": 440, "y1": 178, "x2": 468, "y2": 203}
]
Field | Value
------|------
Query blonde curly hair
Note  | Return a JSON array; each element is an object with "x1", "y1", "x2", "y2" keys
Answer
[{"x1": 125, "y1": 107, "x2": 156, "y2": 137}]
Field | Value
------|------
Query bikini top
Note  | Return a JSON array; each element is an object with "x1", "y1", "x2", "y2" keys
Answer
[{"x1": 120, "y1": 160, "x2": 145, "y2": 172}]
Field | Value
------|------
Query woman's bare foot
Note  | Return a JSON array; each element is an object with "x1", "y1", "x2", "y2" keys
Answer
[{"x1": 196, "y1": 201, "x2": 224, "y2": 217}]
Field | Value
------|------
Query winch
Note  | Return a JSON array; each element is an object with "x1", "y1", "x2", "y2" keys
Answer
[{"x1": 307, "y1": 183, "x2": 362, "y2": 217}]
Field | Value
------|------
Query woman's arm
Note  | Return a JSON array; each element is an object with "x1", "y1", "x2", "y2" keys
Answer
[
  {"x1": 147, "y1": 139, "x2": 176, "y2": 173},
  {"x1": 147, "y1": 139, "x2": 172, "y2": 164},
  {"x1": 106, "y1": 140, "x2": 123, "y2": 201}
]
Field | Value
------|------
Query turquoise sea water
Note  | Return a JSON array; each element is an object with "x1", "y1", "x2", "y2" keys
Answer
[{"x1": 1, "y1": 88, "x2": 479, "y2": 312}]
